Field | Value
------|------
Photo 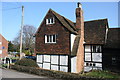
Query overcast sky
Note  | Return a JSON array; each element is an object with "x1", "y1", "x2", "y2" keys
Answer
[{"x1": 1, "y1": 2, "x2": 119, "y2": 41}]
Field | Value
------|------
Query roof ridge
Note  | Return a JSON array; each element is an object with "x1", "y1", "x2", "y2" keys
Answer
[
  {"x1": 85, "y1": 18, "x2": 108, "y2": 22},
  {"x1": 109, "y1": 28, "x2": 120, "y2": 29}
]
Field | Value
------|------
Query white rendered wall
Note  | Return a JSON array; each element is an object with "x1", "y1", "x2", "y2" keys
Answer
[
  {"x1": 84, "y1": 66, "x2": 92, "y2": 72},
  {"x1": 71, "y1": 56, "x2": 77, "y2": 73},
  {"x1": 37, "y1": 55, "x2": 68, "y2": 72},
  {"x1": 92, "y1": 53, "x2": 102, "y2": 62},
  {"x1": 51, "y1": 55, "x2": 58, "y2": 64},
  {"x1": 51, "y1": 55, "x2": 59, "y2": 71},
  {"x1": 0, "y1": 42, "x2": 1, "y2": 45},
  {"x1": 51, "y1": 65, "x2": 58, "y2": 71},
  {"x1": 43, "y1": 63, "x2": 50, "y2": 69},
  {"x1": 60, "y1": 55, "x2": 68, "y2": 65},
  {"x1": 85, "y1": 45, "x2": 91, "y2": 52},
  {"x1": 85, "y1": 53, "x2": 91, "y2": 61},
  {"x1": 38, "y1": 64, "x2": 42, "y2": 68},
  {"x1": 37, "y1": 55, "x2": 42, "y2": 63},
  {"x1": 71, "y1": 34, "x2": 76, "y2": 51},
  {"x1": 60, "y1": 66, "x2": 68, "y2": 72},
  {"x1": 44, "y1": 55, "x2": 50, "y2": 62}
]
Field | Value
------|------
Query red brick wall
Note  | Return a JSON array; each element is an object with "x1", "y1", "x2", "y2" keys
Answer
[
  {"x1": 35, "y1": 10, "x2": 70, "y2": 55},
  {"x1": 0, "y1": 34, "x2": 8, "y2": 58},
  {"x1": 76, "y1": 7, "x2": 84, "y2": 73}
]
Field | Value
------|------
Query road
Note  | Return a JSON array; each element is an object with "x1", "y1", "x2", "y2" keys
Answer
[{"x1": 1, "y1": 68, "x2": 46, "y2": 78}]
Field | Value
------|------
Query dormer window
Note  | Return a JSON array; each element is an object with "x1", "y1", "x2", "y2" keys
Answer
[
  {"x1": 46, "y1": 17, "x2": 55, "y2": 25},
  {"x1": 45, "y1": 35, "x2": 56, "y2": 43}
]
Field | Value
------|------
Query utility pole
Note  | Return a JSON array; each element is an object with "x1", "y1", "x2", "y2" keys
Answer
[{"x1": 20, "y1": 6, "x2": 24, "y2": 59}]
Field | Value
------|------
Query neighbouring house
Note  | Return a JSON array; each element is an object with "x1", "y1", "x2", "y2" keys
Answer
[
  {"x1": 35, "y1": 3, "x2": 120, "y2": 73},
  {"x1": 0, "y1": 34, "x2": 8, "y2": 59}
]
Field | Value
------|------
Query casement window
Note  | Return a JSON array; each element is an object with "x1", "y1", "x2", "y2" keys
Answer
[
  {"x1": 46, "y1": 17, "x2": 55, "y2": 25},
  {"x1": 92, "y1": 45, "x2": 101, "y2": 53},
  {"x1": 45, "y1": 35, "x2": 57, "y2": 43}
]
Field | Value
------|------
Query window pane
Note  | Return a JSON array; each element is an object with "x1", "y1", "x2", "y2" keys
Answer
[
  {"x1": 47, "y1": 35, "x2": 49, "y2": 42},
  {"x1": 92, "y1": 53, "x2": 102, "y2": 62},
  {"x1": 48, "y1": 19, "x2": 50, "y2": 23},
  {"x1": 85, "y1": 53, "x2": 91, "y2": 61},
  {"x1": 85, "y1": 45, "x2": 91, "y2": 52},
  {"x1": 93, "y1": 46, "x2": 96, "y2": 52},
  {"x1": 46, "y1": 19, "x2": 48, "y2": 24},
  {"x1": 51, "y1": 55, "x2": 58, "y2": 64},
  {"x1": 50, "y1": 35, "x2": 52, "y2": 42},
  {"x1": 51, "y1": 18, "x2": 54, "y2": 23},
  {"x1": 53, "y1": 35, "x2": 56, "y2": 42},
  {"x1": 96, "y1": 46, "x2": 101, "y2": 52},
  {"x1": 44, "y1": 55, "x2": 50, "y2": 62}
]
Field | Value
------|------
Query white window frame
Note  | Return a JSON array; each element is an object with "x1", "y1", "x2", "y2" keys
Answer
[
  {"x1": 46, "y1": 17, "x2": 55, "y2": 25},
  {"x1": 45, "y1": 35, "x2": 56, "y2": 43}
]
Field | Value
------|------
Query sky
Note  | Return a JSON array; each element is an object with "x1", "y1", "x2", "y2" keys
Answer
[{"x1": 1, "y1": 2, "x2": 119, "y2": 41}]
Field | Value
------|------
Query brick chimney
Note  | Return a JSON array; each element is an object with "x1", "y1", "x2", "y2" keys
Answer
[{"x1": 75, "y1": 2, "x2": 84, "y2": 73}]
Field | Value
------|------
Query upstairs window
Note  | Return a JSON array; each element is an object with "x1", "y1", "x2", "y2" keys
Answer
[
  {"x1": 92, "y1": 45, "x2": 102, "y2": 53},
  {"x1": 45, "y1": 35, "x2": 56, "y2": 43},
  {"x1": 46, "y1": 18, "x2": 55, "y2": 25}
]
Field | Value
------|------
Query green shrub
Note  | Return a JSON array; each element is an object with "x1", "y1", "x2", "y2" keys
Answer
[
  {"x1": 15, "y1": 58, "x2": 38, "y2": 67},
  {"x1": 2, "y1": 64, "x2": 8, "y2": 68}
]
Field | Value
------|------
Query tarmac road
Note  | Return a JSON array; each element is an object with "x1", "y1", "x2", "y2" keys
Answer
[
  {"x1": 0, "y1": 68, "x2": 62, "y2": 80},
  {"x1": 1, "y1": 68, "x2": 47, "y2": 79}
]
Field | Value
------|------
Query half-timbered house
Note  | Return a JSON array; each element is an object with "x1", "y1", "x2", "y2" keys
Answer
[{"x1": 35, "y1": 3, "x2": 120, "y2": 73}]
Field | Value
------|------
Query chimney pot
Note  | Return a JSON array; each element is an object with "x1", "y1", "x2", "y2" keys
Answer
[{"x1": 77, "y1": 2, "x2": 82, "y2": 8}]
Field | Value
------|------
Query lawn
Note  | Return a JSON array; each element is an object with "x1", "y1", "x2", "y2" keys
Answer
[{"x1": 81, "y1": 70, "x2": 120, "y2": 79}]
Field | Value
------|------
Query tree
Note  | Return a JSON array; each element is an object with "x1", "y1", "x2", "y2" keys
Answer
[
  {"x1": 12, "y1": 25, "x2": 36, "y2": 55},
  {"x1": 8, "y1": 41, "x2": 14, "y2": 52}
]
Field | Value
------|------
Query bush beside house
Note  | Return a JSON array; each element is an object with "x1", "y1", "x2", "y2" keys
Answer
[{"x1": 15, "y1": 58, "x2": 38, "y2": 67}]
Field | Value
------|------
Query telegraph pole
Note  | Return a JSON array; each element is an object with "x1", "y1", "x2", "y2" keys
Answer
[{"x1": 20, "y1": 6, "x2": 24, "y2": 59}]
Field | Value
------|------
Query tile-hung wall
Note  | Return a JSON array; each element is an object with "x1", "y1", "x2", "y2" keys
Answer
[
  {"x1": 0, "y1": 42, "x2": 2, "y2": 54},
  {"x1": 84, "y1": 45, "x2": 102, "y2": 72},
  {"x1": 37, "y1": 54, "x2": 68, "y2": 72}
]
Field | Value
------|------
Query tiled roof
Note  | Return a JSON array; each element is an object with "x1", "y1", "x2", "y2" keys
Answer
[
  {"x1": 51, "y1": 9, "x2": 108, "y2": 45},
  {"x1": 84, "y1": 19, "x2": 108, "y2": 44},
  {"x1": 104, "y1": 28, "x2": 120, "y2": 49},
  {"x1": 50, "y1": 9, "x2": 78, "y2": 34},
  {"x1": 36, "y1": 9, "x2": 113, "y2": 55}
]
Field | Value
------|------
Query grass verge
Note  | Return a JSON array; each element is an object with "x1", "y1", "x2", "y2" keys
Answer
[{"x1": 81, "y1": 70, "x2": 120, "y2": 79}]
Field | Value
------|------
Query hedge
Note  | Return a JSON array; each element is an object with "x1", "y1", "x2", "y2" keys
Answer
[
  {"x1": 10, "y1": 65, "x2": 118, "y2": 80},
  {"x1": 15, "y1": 58, "x2": 39, "y2": 67}
]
